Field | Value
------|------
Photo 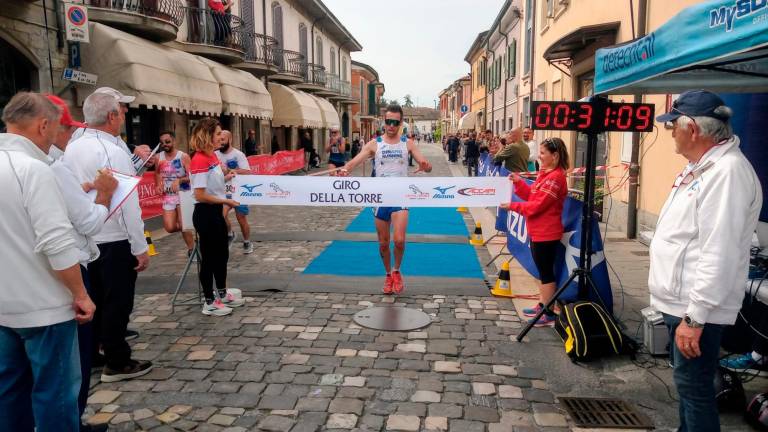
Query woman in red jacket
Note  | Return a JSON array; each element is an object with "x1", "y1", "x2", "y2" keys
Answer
[{"x1": 501, "y1": 137, "x2": 569, "y2": 327}]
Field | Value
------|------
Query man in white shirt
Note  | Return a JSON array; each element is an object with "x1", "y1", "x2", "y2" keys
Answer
[
  {"x1": 0, "y1": 92, "x2": 95, "y2": 432},
  {"x1": 649, "y1": 90, "x2": 762, "y2": 432},
  {"x1": 46, "y1": 94, "x2": 117, "y2": 432},
  {"x1": 523, "y1": 126, "x2": 537, "y2": 172},
  {"x1": 65, "y1": 91, "x2": 153, "y2": 383},
  {"x1": 216, "y1": 130, "x2": 254, "y2": 254}
]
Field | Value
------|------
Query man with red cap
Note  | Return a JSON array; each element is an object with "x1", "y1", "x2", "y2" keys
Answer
[{"x1": 46, "y1": 94, "x2": 117, "y2": 432}]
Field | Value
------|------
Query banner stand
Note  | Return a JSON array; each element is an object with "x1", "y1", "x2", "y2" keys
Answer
[{"x1": 171, "y1": 190, "x2": 203, "y2": 312}]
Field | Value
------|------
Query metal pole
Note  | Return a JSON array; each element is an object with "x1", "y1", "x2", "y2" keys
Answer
[{"x1": 626, "y1": 0, "x2": 648, "y2": 239}]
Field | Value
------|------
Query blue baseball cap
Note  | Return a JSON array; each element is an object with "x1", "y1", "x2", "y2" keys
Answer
[{"x1": 656, "y1": 90, "x2": 729, "y2": 122}]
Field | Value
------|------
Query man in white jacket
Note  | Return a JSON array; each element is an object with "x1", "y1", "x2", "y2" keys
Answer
[
  {"x1": 0, "y1": 92, "x2": 95, "y2": 432},
  {"x1": 650, "y1": 90, "x2": 762, "y2": 432},
  {"x1": 65, "y1": 91, "x2": 152, "y2": 383}
]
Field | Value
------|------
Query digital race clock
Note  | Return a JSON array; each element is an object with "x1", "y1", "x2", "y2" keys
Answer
[{"x1": 530, "y1": 100, "x2": 655, "y2": 133}]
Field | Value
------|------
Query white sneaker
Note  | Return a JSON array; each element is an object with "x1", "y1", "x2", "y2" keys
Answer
[
  {"x1": 227, "y1": 231, "x2": 236, "y2": 249},
  {"x1": 220, "y1": 292, "x2": 245, "y2": 308},
  {"x1": 202, "y1": 299, "x2": 233, "y2": 316},
  {"x1": 243, "y1": 241, "x2": 254, "y2": 254}
]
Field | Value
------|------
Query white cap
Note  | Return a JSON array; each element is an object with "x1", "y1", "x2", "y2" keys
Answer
[{"x1": 94, "y1": 87, "x2": 136, "y2": 104}]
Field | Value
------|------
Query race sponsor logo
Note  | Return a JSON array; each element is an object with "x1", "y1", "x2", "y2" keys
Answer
[
  {"x1": 405, "y1": 184, "x2": 430, "y2": 200},
  {"x1": 709, "y1": 0, "x2": 767, "y2": 32},
  {"x1": 239, "y1": 183, "x2": 263, "y2": 197},
  {"x1": 458, "y1": 187, "x2": 496, "y2": 196},
  {"x1": 600, "y1": 32, "x2": 655, "y2": 74},
  {"x1": 267, "y1": 182, "x2": 291, "y2": 198},
  {"x1": 432, "y1": 185, "x2": 456, "y2": 199}
]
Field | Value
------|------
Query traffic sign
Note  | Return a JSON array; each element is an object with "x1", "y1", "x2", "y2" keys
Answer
[
  {"x1": 460, "y1": 105, "x2": 468, "y2": 113},
  {"x1": 68, "y1": 42, "x2": 81, "y2": 68},
  {"x1": 62, "y1": 68, "x2": 98, "y2": 85},
  {"x1": 65, "y1": 3, "x2": 89, "y2": 43}
]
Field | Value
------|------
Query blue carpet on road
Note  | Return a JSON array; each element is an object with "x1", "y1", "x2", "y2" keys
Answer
[
  {"x1": 304, "y1": 207, "x2": 483, "y2": 279},
  {"x1": 303, "y1": 241, "x2": 483, "y2": 278},
  {"x1": 345, "y1": 207, "x2": 469, "y2": 236}
]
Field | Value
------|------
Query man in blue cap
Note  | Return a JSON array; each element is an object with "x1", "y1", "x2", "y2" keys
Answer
[{"x1": 649, "y1": 90, "x2": 762, "y2": 432}]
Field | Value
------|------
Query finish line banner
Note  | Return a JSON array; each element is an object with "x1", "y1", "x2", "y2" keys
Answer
[{"x1": 232, "y1": 176, "x2": 511, "y2": 207}]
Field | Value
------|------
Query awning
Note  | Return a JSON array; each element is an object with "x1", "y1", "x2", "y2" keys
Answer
[
  {"x1": 458, "y1": 112, "x2": 476, "y2": 130},
  {"x1": 309, "y1": 95, "x2": 340, "y2": 129},
  {"x1": 594, "y1": 1, "x2": 768, "y2": 94},
  {"x1": 543, "y1": 22, "x2": 619, "y2": 62},
  {"x1": 197, "y1": 57, "x2": 273, "y2": 119},
  {"x1": 268, "y1": 83, "x2": 323, "y2": 128},
  {"x1": 80, "y1": 23, "x2": 222, "y2": 115}
]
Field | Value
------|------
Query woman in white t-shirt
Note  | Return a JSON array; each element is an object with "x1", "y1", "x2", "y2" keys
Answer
[{"x1": 189, "y1": 118, "x2": 244, "y2": 316}]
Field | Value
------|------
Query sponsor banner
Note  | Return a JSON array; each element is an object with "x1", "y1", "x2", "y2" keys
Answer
[
  {"x1": 247, "y1": 150, "x2": 304, "y2": 174},
  {"x1": 138, "y1": 172, "x2": 162, "y2": 220},
  {"x1": 478, "y1": 153, "x2": 613, "y2": 311},
  {"x1": 233, "y1": 175, "x2": 511, "y2": 207}
]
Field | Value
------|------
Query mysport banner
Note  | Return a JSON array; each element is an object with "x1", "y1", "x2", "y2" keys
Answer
[
  {"x1": 232, "y1": 175, "x2": 512, "y2": 207},
  {"x1": 478, "y1": 153, "x2": 613, "y2": 311}
]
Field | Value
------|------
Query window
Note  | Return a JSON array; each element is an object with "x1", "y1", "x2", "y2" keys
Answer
[
  {"x1": 541, "y1": 0, "x2": 553, "y2": 27},
  {"x1": 508, "y1": 118, "x2": 513, "y2": 130},
  {"x1": 330, "y1": 48, "x2": 336, "y2": 74},
  {"x1": 271, "y1": 2, "x2": 283, "y2": 47},
  {"x1": 298, "y1": 23, "x2": 307, "y2": 58},
  {"x1": 507, "y1": 39, "x2": 517, "y2": 78},
  {"x1": 341, "y1": 56, "x2": 347, "y2": 80},
  {"x1": 315, "y1": 37, "x2": 323, "y2": 66},
  {"x1": 524, "y1": 0, "x2": 533, "y2": 74},
  {"x1": 522, "y1": 96, "x2": 530, "y2": 128},
  {"x1": 360, "y1": 80, "x2": 365, "y2": 108},
  {"x1": 495, "y1": 120, "x2": 500, "y2": 134}
]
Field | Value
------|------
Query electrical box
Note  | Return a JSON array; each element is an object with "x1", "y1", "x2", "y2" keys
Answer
[{"x1": 641, "y1": 306, "x2": 669, "y2": 356}]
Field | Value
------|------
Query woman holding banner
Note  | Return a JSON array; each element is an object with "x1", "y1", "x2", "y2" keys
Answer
[
  {"x1": 189, "y1": 118, "x2": 245, "y2": 316},
  {"x1": 501, "y1": 137, "x2": 569, "y2": 327}
]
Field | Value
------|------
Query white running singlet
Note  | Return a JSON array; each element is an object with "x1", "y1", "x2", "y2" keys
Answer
[{"x1": 374, "y1": 136, "x2": 409, "y2": 178}]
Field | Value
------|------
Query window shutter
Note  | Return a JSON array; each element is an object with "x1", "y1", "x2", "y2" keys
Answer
[
  {"x1": 368, "y1": 83, "x2": 376, "y2": 116},
  {"x1": 510, "y1": 39, "x2": 517, "y2": 78}
]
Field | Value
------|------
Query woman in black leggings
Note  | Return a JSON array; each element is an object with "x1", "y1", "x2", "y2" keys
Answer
[{"x1": 189, "y1": 118, "x2": 244, "y2": 316}]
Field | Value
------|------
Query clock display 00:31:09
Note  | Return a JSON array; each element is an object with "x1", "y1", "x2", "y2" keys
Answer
[{"x1": 531, "y1": 101, "x2": 655, "y2": 132}]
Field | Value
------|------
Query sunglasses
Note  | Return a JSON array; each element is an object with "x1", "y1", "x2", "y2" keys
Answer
[{"x1": 384, "y1": 119, "x2": 401, "y2": 127}]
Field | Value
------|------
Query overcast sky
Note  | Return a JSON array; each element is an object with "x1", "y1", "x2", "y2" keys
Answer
[{"x1": 323, "y1": 0, "x2": 506, "y2": 108}]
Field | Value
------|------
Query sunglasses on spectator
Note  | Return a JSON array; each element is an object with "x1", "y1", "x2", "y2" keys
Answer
[{"x1": 384, "y1": 119, "x2": 401, "y2": 126}]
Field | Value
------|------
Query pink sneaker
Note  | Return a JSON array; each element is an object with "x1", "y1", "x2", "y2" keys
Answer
[
  {"x1": 202, "y1": 299, "x2": 233, "y2": 316},
  {"x1": 383, "y1": 274, "x2": 394, "y2": 294},
  {"x1": 392, "y1": 271, "x2": 405, "y2": 295},
  {"x1": 220, "y1": 292, "x2": 245, "y2": 307}
]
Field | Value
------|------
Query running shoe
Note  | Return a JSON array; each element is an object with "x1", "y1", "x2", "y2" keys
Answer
[
  {"x1": 220, "y1": 292, "x2": 245, "y2": 308},
  {"x1": 720, "y1": 353, "x2": 768, "y2": 376},
  {"x1": 243, "y1": 241, "x2": 254, "y2": 254},
  {"x1": 227, "y1": 231, "x2": 236, "y2": 249},
  {"x1": 383, "y1": 274, "x2": 394, "y2": 294},
  {"x1": 100, "y1": 359, "x2": 153, "y2": 383},
  {"x1": 202, "y1": 299, "x2": 233, "y2": 316},
  {"x1": 522, "y1": 303, "x2": 544, "y2": 318},
  {"x1": 392, "y1": 271, "x2": 405, "y2": 295},
  {"x1": 531, "y1": 314, "x2": 557, "y2": 327}
]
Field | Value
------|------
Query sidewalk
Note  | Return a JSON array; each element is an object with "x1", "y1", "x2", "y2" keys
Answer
[{"x1": 83, "y1": 143, "x2": 760, "y2": 431}]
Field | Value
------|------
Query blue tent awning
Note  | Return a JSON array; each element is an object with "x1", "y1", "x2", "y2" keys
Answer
[{"x1": 594, "y1": 0, "x2": 768, "y2": 95}]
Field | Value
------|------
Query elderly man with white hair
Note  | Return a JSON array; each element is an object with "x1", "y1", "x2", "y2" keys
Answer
[
  {"x1": 65, "y1": 90, "x2": 152, "y2": 383},
  {"x1": 650, "y1": 90, "x2": 763, "y2": 432},
  {"x1": 0, "y1": 92, "x2": 95, "y2": 432}
]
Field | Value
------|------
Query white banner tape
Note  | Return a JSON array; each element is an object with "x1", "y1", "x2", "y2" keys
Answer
[{"x1": 232, "y1": 176, "x2": 512, "y2": 207}]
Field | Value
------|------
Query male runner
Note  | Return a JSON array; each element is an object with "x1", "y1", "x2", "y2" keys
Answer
[
  {"x1": 216, "y1": 130, "x2": 254, "y2": 254},
  {"x1": 154, "y1": 131, "x2": 195, "y2": 256},
  {"x1": 339, "y1": 104, "x2": 432, "y2": 294}
]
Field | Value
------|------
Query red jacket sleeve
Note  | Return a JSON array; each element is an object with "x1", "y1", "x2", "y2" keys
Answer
[
  {"x1": 509, "y1": 173, "x2": 565, "y2": 217},
  {"x1": 513, "y1": 178, "x2": 532, "y2": 201}
]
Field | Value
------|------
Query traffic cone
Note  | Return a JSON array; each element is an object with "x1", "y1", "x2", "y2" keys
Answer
[
  {"x1": 469, "y1": 222, "x2": 483, "y2": 245},
  {"x1": 491, "y1": 260, "x2": 514, "y2": 298},
  {"x1": 145, "y1": 230, "x2": 157, "y2": 256},
  {"x1": 457, "y1": 206, "x2": 468, "y2": 213}
]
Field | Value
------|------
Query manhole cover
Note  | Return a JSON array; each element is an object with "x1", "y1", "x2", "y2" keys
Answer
[
  {"x1": 559, "y1": 397, "x2": 654, "y2": 429},
  {"x1": 353, "y1": 306, "x2": 432, "y2": 331}
]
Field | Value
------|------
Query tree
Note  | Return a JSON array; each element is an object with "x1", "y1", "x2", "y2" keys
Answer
[{"x1": 403, "y1": 94, "x2": 414, "y2": 108}]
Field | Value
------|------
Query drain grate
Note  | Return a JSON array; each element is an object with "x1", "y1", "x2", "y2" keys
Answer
[{"x1": 559, "y1": 397, "x2": 654, "y2": 429}]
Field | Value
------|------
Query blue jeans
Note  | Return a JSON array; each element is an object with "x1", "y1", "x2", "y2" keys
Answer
[
  {"x1": 663, "y1": 313, "x2": 724, "y2": 432},
  {"x1": 0, "y1": 320, "x2": 81, "y2": 432}
]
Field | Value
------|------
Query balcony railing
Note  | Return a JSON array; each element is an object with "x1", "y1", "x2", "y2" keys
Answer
[
  {"x1": 340, "y1": 80, "x2": 351, "y2": 97},
  {"x1": 183, "y1": 7, "x2": 245, "y2": 52},
  {"x1": 325, "y1": 73, "x2": 340, "y2": 93},
  {"x1": 87, "y1": 0, "x2": 184, "y2": 26},
  {"x1": 244, "y1": 33, "x2": 279, "y2": 66},
  {"x1": 273, "y1": 48, "x2": 305, "y2": 78},
  {"x1": 303, "y1": 63, "x2": 326, "y2": 87}
]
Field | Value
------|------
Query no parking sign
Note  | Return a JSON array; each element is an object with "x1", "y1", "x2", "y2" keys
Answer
[{"x1": 65, "y1": 3, "x2": 89, "y2": 43}]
